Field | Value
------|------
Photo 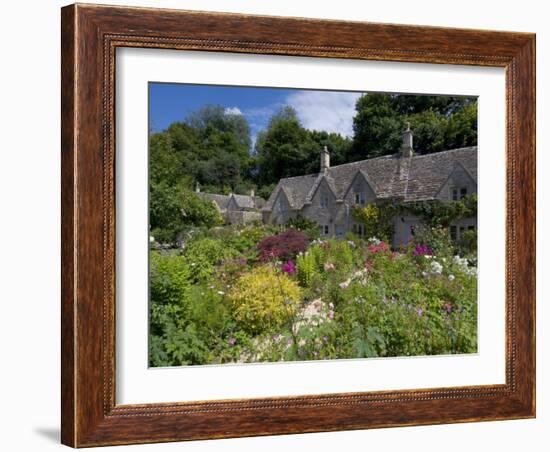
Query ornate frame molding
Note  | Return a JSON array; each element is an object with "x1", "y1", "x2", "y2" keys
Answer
[{"x1": 61, "y1": 4, "x2": 535, "y2": 447}]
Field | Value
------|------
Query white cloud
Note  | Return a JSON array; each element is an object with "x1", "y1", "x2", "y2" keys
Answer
[
  {"x1": 286, "y1": 91, "x2": 362, "y2": 137},
  {"x1": 224, "y1": 106, "x2": 243, "y2": 115}
]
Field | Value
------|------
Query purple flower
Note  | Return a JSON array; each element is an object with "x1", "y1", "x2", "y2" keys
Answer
[
  {"x1": 416, "y1": 307, "x2": 424, "y2": 317},
  {"x1": 282, "y1": 260, "x2": 297, "y2": 275},
  {"x1": 228, "y1": 338, "x2": 237, "y2": 346},
  {"x1": 443, "y1": 302, "x2": 453, "y2": 313},
  {"x1": 413, "y1": 244, "x2": 433, "y2": 257},
  {"x1": 382, "y1": 293, "x2": 387, "y2": 304}
]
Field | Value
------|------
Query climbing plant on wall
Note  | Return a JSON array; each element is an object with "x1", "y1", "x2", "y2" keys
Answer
[{"x1": 352, "y1": 195, "x2": 477, "y2": 239}]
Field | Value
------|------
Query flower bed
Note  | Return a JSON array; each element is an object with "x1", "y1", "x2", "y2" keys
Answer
[{"x1": 149, "y1": 225, "x2": 477, "y2": 366}]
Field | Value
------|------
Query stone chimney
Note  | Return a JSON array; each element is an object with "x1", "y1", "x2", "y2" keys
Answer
[
  {"x1": 401, "y1": 122, "x2": 413, "y2": 157},
  {"x1": 195, "y1": 182, "x2": 201, "y2": 193},
  {"x1": 320, "y1": 145, "x2": 330, "y2": 172}
]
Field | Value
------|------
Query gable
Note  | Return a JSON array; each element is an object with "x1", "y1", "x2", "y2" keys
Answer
[
  {"x1": 434, "y1": 163, "x2": 477, "y2": 201},
  {"x1": 343, "y1": 170, "x2": 377, "y2": 203},
  {"x1": 272, "y1": 188, "x2": 292, "y2": 213},
  {"x1": 308, "y1": 176, "x2": 337, "y2": 206},
  {"x1": 226, "y1": 196, "x2": 239, "y2": 211}
]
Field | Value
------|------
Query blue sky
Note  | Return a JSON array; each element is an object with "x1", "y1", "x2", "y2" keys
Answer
[{"x1": 149, "y1": 82, "x2": 364, "y2": 149}]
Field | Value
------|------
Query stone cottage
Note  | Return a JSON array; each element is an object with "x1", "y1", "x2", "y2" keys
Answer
[
  {"x1": 196, "y1": 186, "x2": 266, "y2": 225},
  {"x1": 262, "y1": 125, "x2": 477, "y2": 247}
]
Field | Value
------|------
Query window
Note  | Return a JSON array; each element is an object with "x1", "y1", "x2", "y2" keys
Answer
[
  {"x1": 320, "y1": 195, "x2": 329, "y2": 208},
  {"x1": 450, "y1": 225, "x2": 457, "y2": 241},
  {"x1": 354, "y1": 191, "x2": 366, "y2": 205},
  {"x1": 335, "y1": 225, "x2": 344, "y2": 237},
  {"x1": 320, "y1": 224, "x2": 330, "y2": 236},
  {"x1": 450, "y1": 224, "x2": 476, "y2": 241},
  {"x1": 452, "y1": 187, "x2": 468, "y2": 201},
  {"x1": 352, "y1": 224, "x2": 365, "y2": 237}
]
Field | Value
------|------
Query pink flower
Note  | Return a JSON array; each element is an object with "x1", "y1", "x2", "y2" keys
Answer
[
  {"x1": 228, "y1": 338, "x2": 237, "y2": 346},
  {"x1": 368, "y1": 242, "x2": 388, "y2": 254},
  {"x1": 324, "y1": 262, "x2": 335, "y2": 271},
  {"x1": 413, "y1": 244, "x2": 433, "y2": 257},
  {"x1": 328, "y1": 310, "x2": 335, "y2": 319},
  {"x1": 282, "y1": 260, "x2": 297, "y2": 275},
  {"x1": 339, "y1": 280, "x2": 350, "y2": 289},
  {"x1": 416, "y1": 307, "x2": 423, "y2": 317}
]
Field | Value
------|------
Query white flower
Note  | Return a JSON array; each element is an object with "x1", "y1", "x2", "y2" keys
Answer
[
  {"x1": 217, "y1": 291, "x2": 225, "y2": 295},
  {"x1": 430, "y1": 261, "x2": 443, "y2": 275},
  {"x1": 465, "y1": 267, "x2": 478, "y2": 276},
  {"x1": 448, "y1": 274, "x2": 455, "y2": 281},
  {"x1": 368, "y1": 237, "x2": 381, "y2": 245},
  {"x1": 339, "y1": 280, "x2": 350, "y2": 289},
  {"x1": 149, "y1": 236, "x2": 155, "y2": 242}
]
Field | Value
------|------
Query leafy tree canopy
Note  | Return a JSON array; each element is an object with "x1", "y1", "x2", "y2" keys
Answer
[{"x1": 351, "y1": 93, "x2": 477, "y2": 160}]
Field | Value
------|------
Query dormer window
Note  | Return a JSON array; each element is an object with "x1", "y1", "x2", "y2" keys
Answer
[
  {"x1": 320, "y1": 195, "x2": 329, "y2": 208},
  {"x1": 354, "y1": 192, "x2": 366, "y2": 205},
  {"x1": 451, "y1": 187, "x2": 468, "y2": 201}
]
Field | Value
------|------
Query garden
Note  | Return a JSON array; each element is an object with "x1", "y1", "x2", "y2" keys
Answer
[{"x1": 149, "y1": 219, "x2": 478, "y2": 367}]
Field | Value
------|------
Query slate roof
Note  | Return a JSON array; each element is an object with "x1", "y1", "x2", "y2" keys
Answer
[
  {"x1": 198, "y1": 192, "x2": 265, "y2": 211},
  {"x1": 197, "y1": 193, "x2": 230, "y2": 211},
  {"x1": 263, "y1": 146, "x2": 477, "y2": 211},
  {"x1": 231, "y1": 194, "x2": 266, "y2": 210}
]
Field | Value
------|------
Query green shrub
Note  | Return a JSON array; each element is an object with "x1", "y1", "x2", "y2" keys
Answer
[
  {"x1": 457, "y1": 228, "x2": 477, "y2": 255},
  {"x1": 149, "y1": 251, "x2": 191, "y2": 311},
  {"x1": 296, "y1": 251, "x2": 317, "y2": 288},
  {"x1": 286, "y1": 215, "x2": 321, "y2": 240},
  {"x1": 228, "y1": 265, "x2": 302, "y2": 334},
  {"x1": 184, "y1": 237, "x2": 237, "y2": 283},
  {"x1": 412, "y1": 226, "x2": 454, "y2": 259},
  {"x1": 352, "y1": 203, "x2": 394, "y2": 241}
]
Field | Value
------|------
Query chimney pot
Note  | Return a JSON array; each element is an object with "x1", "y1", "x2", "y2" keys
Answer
[
  {"x1": 401, "y1": 123, "x2": 413, "y2": 157},
  {"x1": 320, "y1": 145, "x2": 330, "y2": 172}
]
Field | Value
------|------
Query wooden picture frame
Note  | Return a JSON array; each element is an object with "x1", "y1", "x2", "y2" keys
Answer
[{"x1": 61, "y1": 3, "x2": 535, "y2": 447}]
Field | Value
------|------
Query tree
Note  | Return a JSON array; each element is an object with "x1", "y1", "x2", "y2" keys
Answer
[
  {"x1": 255, "y1": 107, "x2": 312, "y2": 184},
  {"x1": 150, "y1": 182, "x2": 223, "y2": 244},
  {"x1": 255, "y1": 107, "x2": 353, "y2": 184},
  {"x1": 351, "y1": 93, "x2": 478, "y2": 159},
  {"x1": 351, "y1": 93, "x2": 404, "y2": 160}
]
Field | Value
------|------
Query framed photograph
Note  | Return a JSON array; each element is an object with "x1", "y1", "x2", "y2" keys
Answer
[{"x1": 61, "y1": 3, "x2": 535, "y2": 447}]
